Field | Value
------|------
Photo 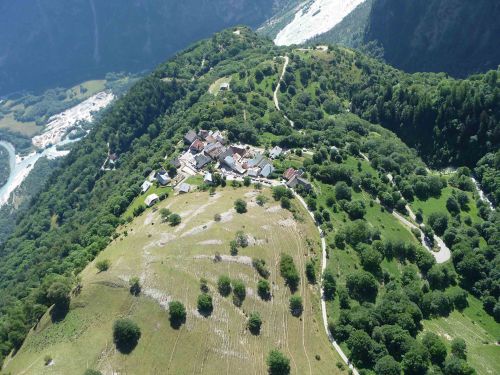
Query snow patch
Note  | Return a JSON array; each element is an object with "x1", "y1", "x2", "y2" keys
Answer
[{"x1": 274, "y1": 0, "x2": 366, "y2": 46}]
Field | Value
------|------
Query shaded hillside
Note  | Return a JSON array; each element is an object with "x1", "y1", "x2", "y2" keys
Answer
[
  {"x1": 0, "y1": 0, "x2": 285, "y2": 95},
  {"x1": 364, "y1": 0, "x2": 500, "y2": 77}
]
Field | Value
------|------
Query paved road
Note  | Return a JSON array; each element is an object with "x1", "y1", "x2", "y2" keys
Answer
[{"x1": 293, "y1": 192, "x2": 360, "y2": 375}]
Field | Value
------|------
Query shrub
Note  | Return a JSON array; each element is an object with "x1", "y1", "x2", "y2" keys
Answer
[
  {"x1": 280, "y1": 254, "x2": 300, "y2": 291},
  {"x1": 217, "y1": 275, "x2": 232, "y2": 296},
  {"x1": 113, "y1": 319, "x2": 141, "y2": 353},
  {"x1": 256, "y1": 194, "x2": 268, "y2": 206},
  {"x1": 83, "y1": 370, "x2": 103, "y2": 375},
  {"x1": 234, "y1": 199, "x2": 247, "y2": 213},
  {"x1": 232, "y1": 279, "x2": 246, "y2": 306},
  {"x1": 96, "y1": 259, "x2": 110, "y2": 272},
  {"x1": 322, "y1": 268, "x2": 336, "y2": 300},
  {"x1": 257, "y1": 279, "x2": 271, "y2": 300},
  {"x1": 168, "y1": 213, "x2": 181, "y2": 226},
  {"x1": 272, "y1": 186, "x2": 293, "y2": 201},
  {"x1": 235, "y1": 231, "x2": 248, "y2": 247},
  {"x1": 252, "y1": 258, "x2": 270, "y2": 278},
  {"x1": 129, "y1": 277, "x2": 141, "y2": 296},
  {"x1": 267, "y1": 349, "x2": 290, "y2": 375},
  {"x1": 214, "y1": 213, "x2": 221, "y2": 222},
  {"x1": 159, "y1": 208, "x2": 171, "y2": 222},
  {"x1": 200, "y1": 277, "x2": 209, "y2": 293},
  {"x1": 197, "y1": 294, "x2": 213, "y2": 316},
  {"x1": 169, "y1": 301, "x2": 186, "y2": 328},
  {"x1": 289, "y1": 295, "x2": 303, "y2": 317},
  {"x1": 305, "y1": 260, "x2": 316, "y2": 284},
  {"x1": 247, "y1": 312, "x2": 262, "y2": 335},
  {"x1": 230, "y1": 240, "x2": 238, "y2": 255},
  {"x1": 44, "y1": 355, "x2": 52, "y2": 366}
]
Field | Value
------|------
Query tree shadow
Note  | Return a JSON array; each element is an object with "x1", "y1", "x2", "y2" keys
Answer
[
  {"x1": 115, "y1": 338, "x2": 139, "y2": 354},
  {"x1": 169, "y1": 315, "x2": 186, "y2": 330},
  {"x1": 50, "y1": 302, "x2": 70, "y2": 323},
  {"x1": 198, "y1": 306, "x2": 213, "y2": 318}
]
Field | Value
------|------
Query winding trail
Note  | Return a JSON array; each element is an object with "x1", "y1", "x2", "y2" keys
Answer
[
  {"x1": 273, "y1": 56, "x2": 294, "y2": 128},
  {"x1": 292, "y1": 192, "x2": 360, "y2": 375}
]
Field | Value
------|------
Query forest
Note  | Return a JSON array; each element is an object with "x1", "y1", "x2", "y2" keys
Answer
[{"x1": 0, "y1": 28, "x2": 497, "y2": 375}]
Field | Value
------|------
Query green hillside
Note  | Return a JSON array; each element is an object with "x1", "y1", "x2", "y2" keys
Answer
[
  {"x1": 3, "y1": 187, "x2": 343, "y2": 374},
  {"x1": 0, "y1": 28, "x2": 498, "y2": 375}
]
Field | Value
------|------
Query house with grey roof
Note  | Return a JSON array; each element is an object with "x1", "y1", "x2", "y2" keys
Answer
[
  {"x1": 145, "y1": 194, "x2": 159, "y2": 207},
  {"x1": 141, "y1": 180, "x2": 152, "y2": 193},
  {"x1": 195, "y1": 153, "x2": 212, "y2": 169},
  {"x1": 269, "y1": 146, "x2": 283, "y2": 159},
  {"x1": 260, "y1": 164, "x2": 274, "y2": 178},
  {"x1": 179, "y1": 183, "x2": 191, "y2": 194},
  {"x1": 184, "y1": 130, "x2": 198, "y2": 144}
]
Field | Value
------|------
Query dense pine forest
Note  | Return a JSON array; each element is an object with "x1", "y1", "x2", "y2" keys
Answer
[{"x1": 0, "y1": 28, "x2": 498, "y2": 374}]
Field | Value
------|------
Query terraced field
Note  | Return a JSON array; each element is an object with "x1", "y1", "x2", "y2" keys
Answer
[{"x1": 3, "y1": 187, "x2": 343, "y2": 375}]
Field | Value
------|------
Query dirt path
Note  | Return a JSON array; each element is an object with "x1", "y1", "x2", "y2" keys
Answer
[
  {"x1": 273, "y1": 56, "x2": 294, "y2": 128},
  {"x1": 293, "y1": 192, "x2": 360, "y2": 375}
]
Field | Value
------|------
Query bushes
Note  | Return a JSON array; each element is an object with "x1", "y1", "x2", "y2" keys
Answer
[
  {"x1": 257, "y1": 279, "x2": 271, "y2": 300},
  {"x1": 267, "y1": 349, "x2": 290, "y2": 375},
  {"x1": 129, "y1": 277, "x2": 141, "y2": 296},
  {"x1": 113, "y1": 319, "x2": 141, "y2": 353},
  {"x1": 305, "y1": 260, "x2": 316, "y2": 284},
  {"x1": 279, "y1": 254, "x2": 300, "y2": 291},
  {"x1": 322, "y1": 268, "x2": 336, "y2": 300},
  {"x1": 197, "y1": 294, "x2": 213, "y2": 316},
  {"x1": 247, "y1": 312, "x2": 262, "y2": 335},
  {"x1": 234, "y1": 199, "x2": 247, "y2": 213},
  {"x1": 96, "y1": 259, "x2": 110, "y2": 272},
  {"x1": 217, "y1": 275, "x2": 232, "y2": 296},
  {"x1": 289, "y1": 295, "x2": 303, "y2": 317},
  {"x1": 232, "y1": 279, "x2": 246, "y2": 306},
  {"x1": 252, "y1": 258, "x2": 270, "y2": 278},
  {"x1": 168, "y1": 301, "x2": 186, "y2": 328}
]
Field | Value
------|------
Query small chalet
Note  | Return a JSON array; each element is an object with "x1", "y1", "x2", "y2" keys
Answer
[
  {"x1": 223, "y1": 155, "x2": 245, "y2": 174},
  {"x1": 260, "y1": 164, "x2": 274, "y2": 178},
  {"x1": 184, "y1": 130, "x2": 198, "y2": 144},
  {"x1": 141, "y1": 180, "x2": 152, "y2": 193},
  {"x1": 179, "y1": 183, "x2": 191, "y2": 194},
  {"x1": 204, "y1": 172, "x2": 213, "y2": 184},
  {"x1": 283, "y1": 168, "x2": 297, "y2": 181},
  {"x1": 198, "y1": 129, "x2": 210, "y2": 140},
  {"x1": 157, "y1": 173, "x2": 171, "y2": 186},
  {"x1": 220, "y1": 82, "x2": 230, "y2": 91},
  {"x1": 269, "y1": 146, "x2": 283, "y2": 159},
  {"x1": 195, "y1": 153, "x2": 211, "y2": 169},
  {"x1": 145, "y1": 194, "x2": 159, "y2": 207},
  {"x1": 190, "y1": 139, "x2": 204, "y2": 153},
  {"x1": 171, "y1": 158, "x2": 181, "y2": 169},
  {"x1": 287, "y1": 176, "x2": 312, "y2": 191}
]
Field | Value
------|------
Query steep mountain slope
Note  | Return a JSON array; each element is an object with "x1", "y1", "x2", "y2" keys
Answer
[
  {"x1": 0, "y1": 28, "x2": 498, "y2": 374},
  {"x1": 0, "y1": 0, "x2": 286, "y2": 95},
  {"x1": 308, "y1": 0, "x2": 500, "y2": 78}
]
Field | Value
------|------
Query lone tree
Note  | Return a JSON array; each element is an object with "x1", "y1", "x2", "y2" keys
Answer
[
  {"x1": 247, "y1": 312, "x2": 262, "y2": 335},
  {"x1": 129, "y1": 277, "x2": 141, "y2": 296},
  {"x1": 257, "y1": 279, "x2": 271, "y2": 300},
  {"x1": 234, "y1": 199, "x2": 247, "y2": 213},
  {"x1": 197, "y1": 293, "x2": 213, "y2": 317},
  {"x1": 217, "y1": 275, "x2": 232, "y2": 297},
  {"x1": 289, "y1": 295, "x2": 303, "y2": 317},
  {"x1": 168, "y1": 301, "x2": 186, "y2": 329},
  {"x1": 113, "y1": 319, "x2": 141, "y2": 354},
  {"x1": 96, "y1": 259, "x2": 110, "y2": 273},
  {"x1": 232, "y1": 279, "x2": 246, "y2": 307},
  {"x1": 267, "y1": 349, "x2": 290, "y2": 375},
  {"x1": 84, "y1": 370, "x2": 103, "y2": 375},
  {"x1": 168, "y1": 213, "x2": 182, "y2": 226},
  {"x1": 280, "y1": 254, "x2": 300, "y2": 291},
  {"x1": 305, "y1": 260, "x2": 316, "y2": 284}
]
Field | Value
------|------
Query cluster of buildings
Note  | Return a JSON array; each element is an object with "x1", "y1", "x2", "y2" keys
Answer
[{"x1": 181, "y1": 129, "x2": 284, "y2": 180}]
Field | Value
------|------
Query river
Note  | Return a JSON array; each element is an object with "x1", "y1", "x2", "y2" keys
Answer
[{"x1": 0, "y1": 140, "x2": 72, "y2": 206}]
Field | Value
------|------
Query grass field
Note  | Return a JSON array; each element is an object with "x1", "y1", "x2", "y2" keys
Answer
[
  {"x1": 422, "y1": 292, "x2": 500, "y2": 375},
  {"x1": 4, "y1": 187, "x2": 344, "y2": 375}
]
